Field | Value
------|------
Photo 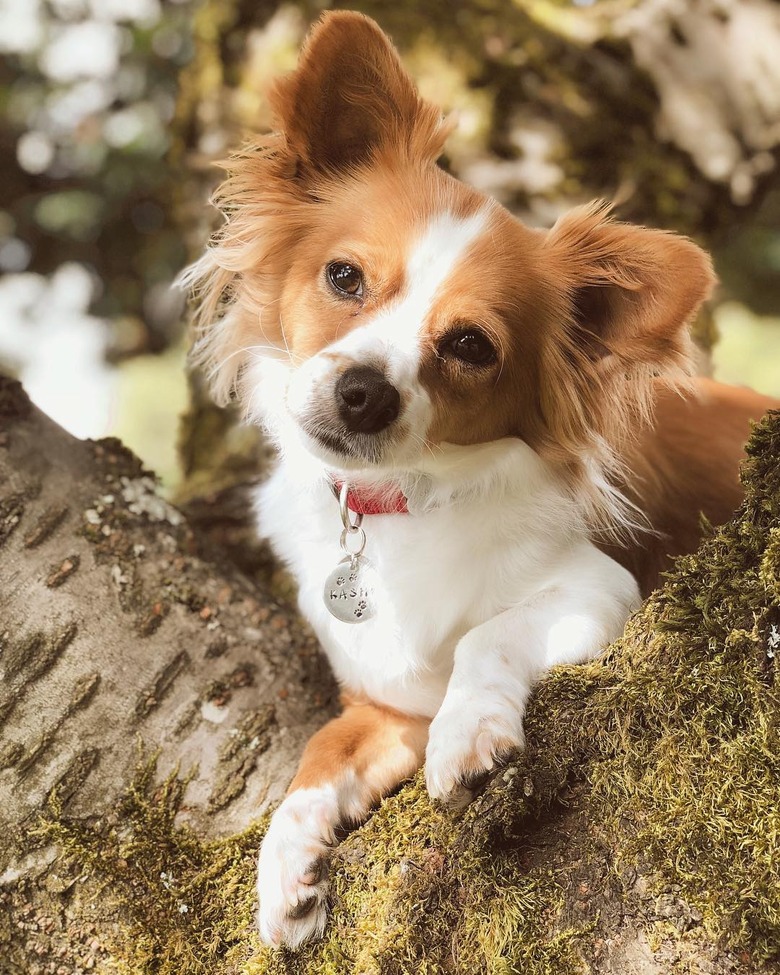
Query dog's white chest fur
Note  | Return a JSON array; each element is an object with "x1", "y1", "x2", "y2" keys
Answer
[{"x1": 258, "y1": 438, "x2": 639, "y2": 718}]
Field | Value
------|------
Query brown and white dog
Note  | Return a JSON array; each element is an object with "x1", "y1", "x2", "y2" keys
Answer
[{"x1": 185, "y1": 11, "x2": 777, "y2": 948}]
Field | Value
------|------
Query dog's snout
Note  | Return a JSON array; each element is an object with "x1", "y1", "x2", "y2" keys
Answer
[{"x1": 336, "y1": 366, "x2": 400, "y2": 434}]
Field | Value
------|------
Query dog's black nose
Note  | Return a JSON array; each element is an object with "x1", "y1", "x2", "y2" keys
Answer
[{"x1": 335, "y1": 366, "x2": 400, "y2": 434}]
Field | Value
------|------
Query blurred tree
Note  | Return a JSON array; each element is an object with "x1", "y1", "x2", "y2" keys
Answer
[
  {"x1": 176, "y1": 0, "x2": 780, "y2": 270},
  {"x1": 0, "y1": 0, "x2": 197, "y2": 356}
]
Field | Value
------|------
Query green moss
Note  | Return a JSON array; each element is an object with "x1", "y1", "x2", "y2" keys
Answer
[
  {"x1": 282, "y1": 775, "x2": 590, "y2": 975},
  {"x1": 40, "y1": 756, "x2": 267, "y2": 974},
  {"x1": 578, "y1": 412, "x2": 780, "y2": 960},
  {"x1": 41, "y1": 411, "x2": 780, "y2": 973}
]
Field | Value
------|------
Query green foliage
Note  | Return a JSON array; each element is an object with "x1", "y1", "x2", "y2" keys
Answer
[{"x1": 0, "y1": 1, "x2": 196, "y2": 345}]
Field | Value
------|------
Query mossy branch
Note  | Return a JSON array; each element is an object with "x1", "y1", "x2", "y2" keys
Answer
[{"x1": 39, "y1": 411, "x2": 780, "y2": 973}]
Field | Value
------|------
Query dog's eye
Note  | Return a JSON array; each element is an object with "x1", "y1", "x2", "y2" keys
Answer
[
  {"x1": 442, "y1": 329, "x2": 497, "y2": 366},
  {"x1": 327, "y1": 262, "x2": 363, "y2": 298}
]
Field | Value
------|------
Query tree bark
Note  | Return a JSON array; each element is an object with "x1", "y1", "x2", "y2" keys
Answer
[
  {"x1": 4, "y1": 4, "x2": 779, "y2": 971},
  {"x1": 0, "y1": 376, "x2": 337, "y2": 974}
]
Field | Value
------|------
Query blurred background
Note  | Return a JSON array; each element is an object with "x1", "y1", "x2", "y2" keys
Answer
[{"x1": 1, "y1": 0, "x2": 779, "y2": 499}]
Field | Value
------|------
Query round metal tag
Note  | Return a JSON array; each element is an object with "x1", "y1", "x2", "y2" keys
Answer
[{"x1": 323, "y1": 555, "x2": 377, "y2": 624}]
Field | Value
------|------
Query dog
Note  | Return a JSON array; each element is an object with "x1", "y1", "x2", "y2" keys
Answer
[{"x1": 185, "y1": 11, "x2": 778, "y2": 948}]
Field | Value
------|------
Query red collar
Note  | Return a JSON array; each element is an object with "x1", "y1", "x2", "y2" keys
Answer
[{"x1": 332, "y1": 479, "x2": 409, "y2": 515}]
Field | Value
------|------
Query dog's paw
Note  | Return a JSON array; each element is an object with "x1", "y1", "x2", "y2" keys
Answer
[
  {"x1": 425, "y1": 697, "x2": 523, "y2": 809},
  {"x1": 256, "y1": 788, "x2": 336, "y2": 949}
]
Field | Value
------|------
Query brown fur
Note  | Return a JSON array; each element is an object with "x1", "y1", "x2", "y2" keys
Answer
[
  {"x1": 188, "y1": 14, "x2": 729, "y2": 534},
  {"x1": 189, "y1": 7, "x2": 779, "y2": 589},
  {"x1": 605, "y1": 378, "x2": 779, "y2": 594},
  {"x1": 269, "y1": 12, "x2": 450, "y2": 175},
  {"x1": 289, "y1": 694, "x2": 429, "y2": 814}
]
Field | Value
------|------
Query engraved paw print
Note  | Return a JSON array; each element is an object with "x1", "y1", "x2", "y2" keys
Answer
[{"x1": 357, "y1": 599, "x2": 367, "y2": 610}]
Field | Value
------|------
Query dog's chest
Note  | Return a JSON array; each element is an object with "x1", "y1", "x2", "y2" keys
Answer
[{"x1": 257, "y1": 458, "x2": 571, "y2": 716}]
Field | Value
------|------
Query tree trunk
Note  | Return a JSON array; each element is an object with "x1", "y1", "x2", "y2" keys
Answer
[
  {"x1": 0, "y1": 376, "x2": 337, "y2": 974},
  {"x1": 2, "y1": 375, "x2": 779, "y2": 974},
  {"x1": 4, "y1": 2, "x2": 779, "y2": 971}
]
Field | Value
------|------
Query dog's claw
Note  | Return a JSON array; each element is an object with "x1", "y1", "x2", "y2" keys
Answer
[
  {"x1": 288, "y1": 892, "x2": 320, "y2": 920},
  {"x1": 425, "y1": 700, "x2": 524, "y2": 808}
]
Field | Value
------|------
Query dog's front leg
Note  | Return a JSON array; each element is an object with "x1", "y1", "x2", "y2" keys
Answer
[
  {"x1": 257, "y1": 696, "x2": 429, "y2": 948},
  {"x1": 425, "y1": 550, "x2": 640, "y2": 808}
]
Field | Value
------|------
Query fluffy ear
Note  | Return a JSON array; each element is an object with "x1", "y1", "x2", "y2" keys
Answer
[
  {"x1": 544, "y1": 202, "x2": 716, "y2": 373},
  {"x1": 270, "y1": 11, "x2": 449, "y2": 172},
  {"x1": 533, "y1": 204, "x2": 717, "y2": 530}
]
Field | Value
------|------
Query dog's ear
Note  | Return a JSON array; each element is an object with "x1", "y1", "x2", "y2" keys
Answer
[
  {"x1": 270, "y1": 11, "x2": 449, "y2": 173},
  {"x1": 544, "y1": 202, "x2": 715, "y2": 373},
  {"x1": 531, "y1": 203, "x2": 716, "y2": 499}
]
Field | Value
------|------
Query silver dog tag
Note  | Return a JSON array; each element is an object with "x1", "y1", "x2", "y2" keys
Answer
[{"x1": 323, "y1": 555, "x2": 377, "y2": 623}]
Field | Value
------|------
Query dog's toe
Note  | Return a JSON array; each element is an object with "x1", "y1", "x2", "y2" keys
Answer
[
  {"x1": 257, "y1": 853, "x2": 329, "y2": 950},
  {"x1": 287, "y1": 888, "x2": 322, "y2": 921},
  {"x1": 425, "y1": 701, "x2": 523, "y2": 808},
  {"x1": 256, "y1": 796, "x2": 333, "y2": 949}
]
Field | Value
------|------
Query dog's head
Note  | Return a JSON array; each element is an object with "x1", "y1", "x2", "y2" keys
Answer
[{"x1": 187, "y1": 11, "x2": 714, "y2": 516}]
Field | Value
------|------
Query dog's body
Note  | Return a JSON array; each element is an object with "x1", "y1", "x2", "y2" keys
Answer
[
  {"x1": 260, "y1": 430, "x2": 638, "y2": 719},
  {"x1": 186, "y1": 11, "x2": 777, "y2": 948}
]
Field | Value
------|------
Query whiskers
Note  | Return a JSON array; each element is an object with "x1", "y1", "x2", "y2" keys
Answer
[
  {"x1": 204, "y1": 342, "x2": 299, "y2": 386},
  {"x1": 278, "y1": 314, "x2": 296, "y2": 364},
  {"x1": 403, "y1": 428, "x2": 441, "y2": 463}
]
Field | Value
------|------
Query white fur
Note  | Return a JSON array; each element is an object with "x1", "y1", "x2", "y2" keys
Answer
[
  {"x1": 285, "y1": 208, "x2": 491, "y2": 469},
  {"x1": 425, "y1": 561, "x2": 637, "y2": 803},
  {"x1": 240, "y1": 209, "x2": 642, "y2": 948},
  {"x1": 256, "y1": 785, "x2": 337, "y2": 948},
  {"x1": 257, "y1": 760, "x2": 399, "y2": 947},
  {"x1": 258, "y1": 438, "x2": 640, "y2": 717}
]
